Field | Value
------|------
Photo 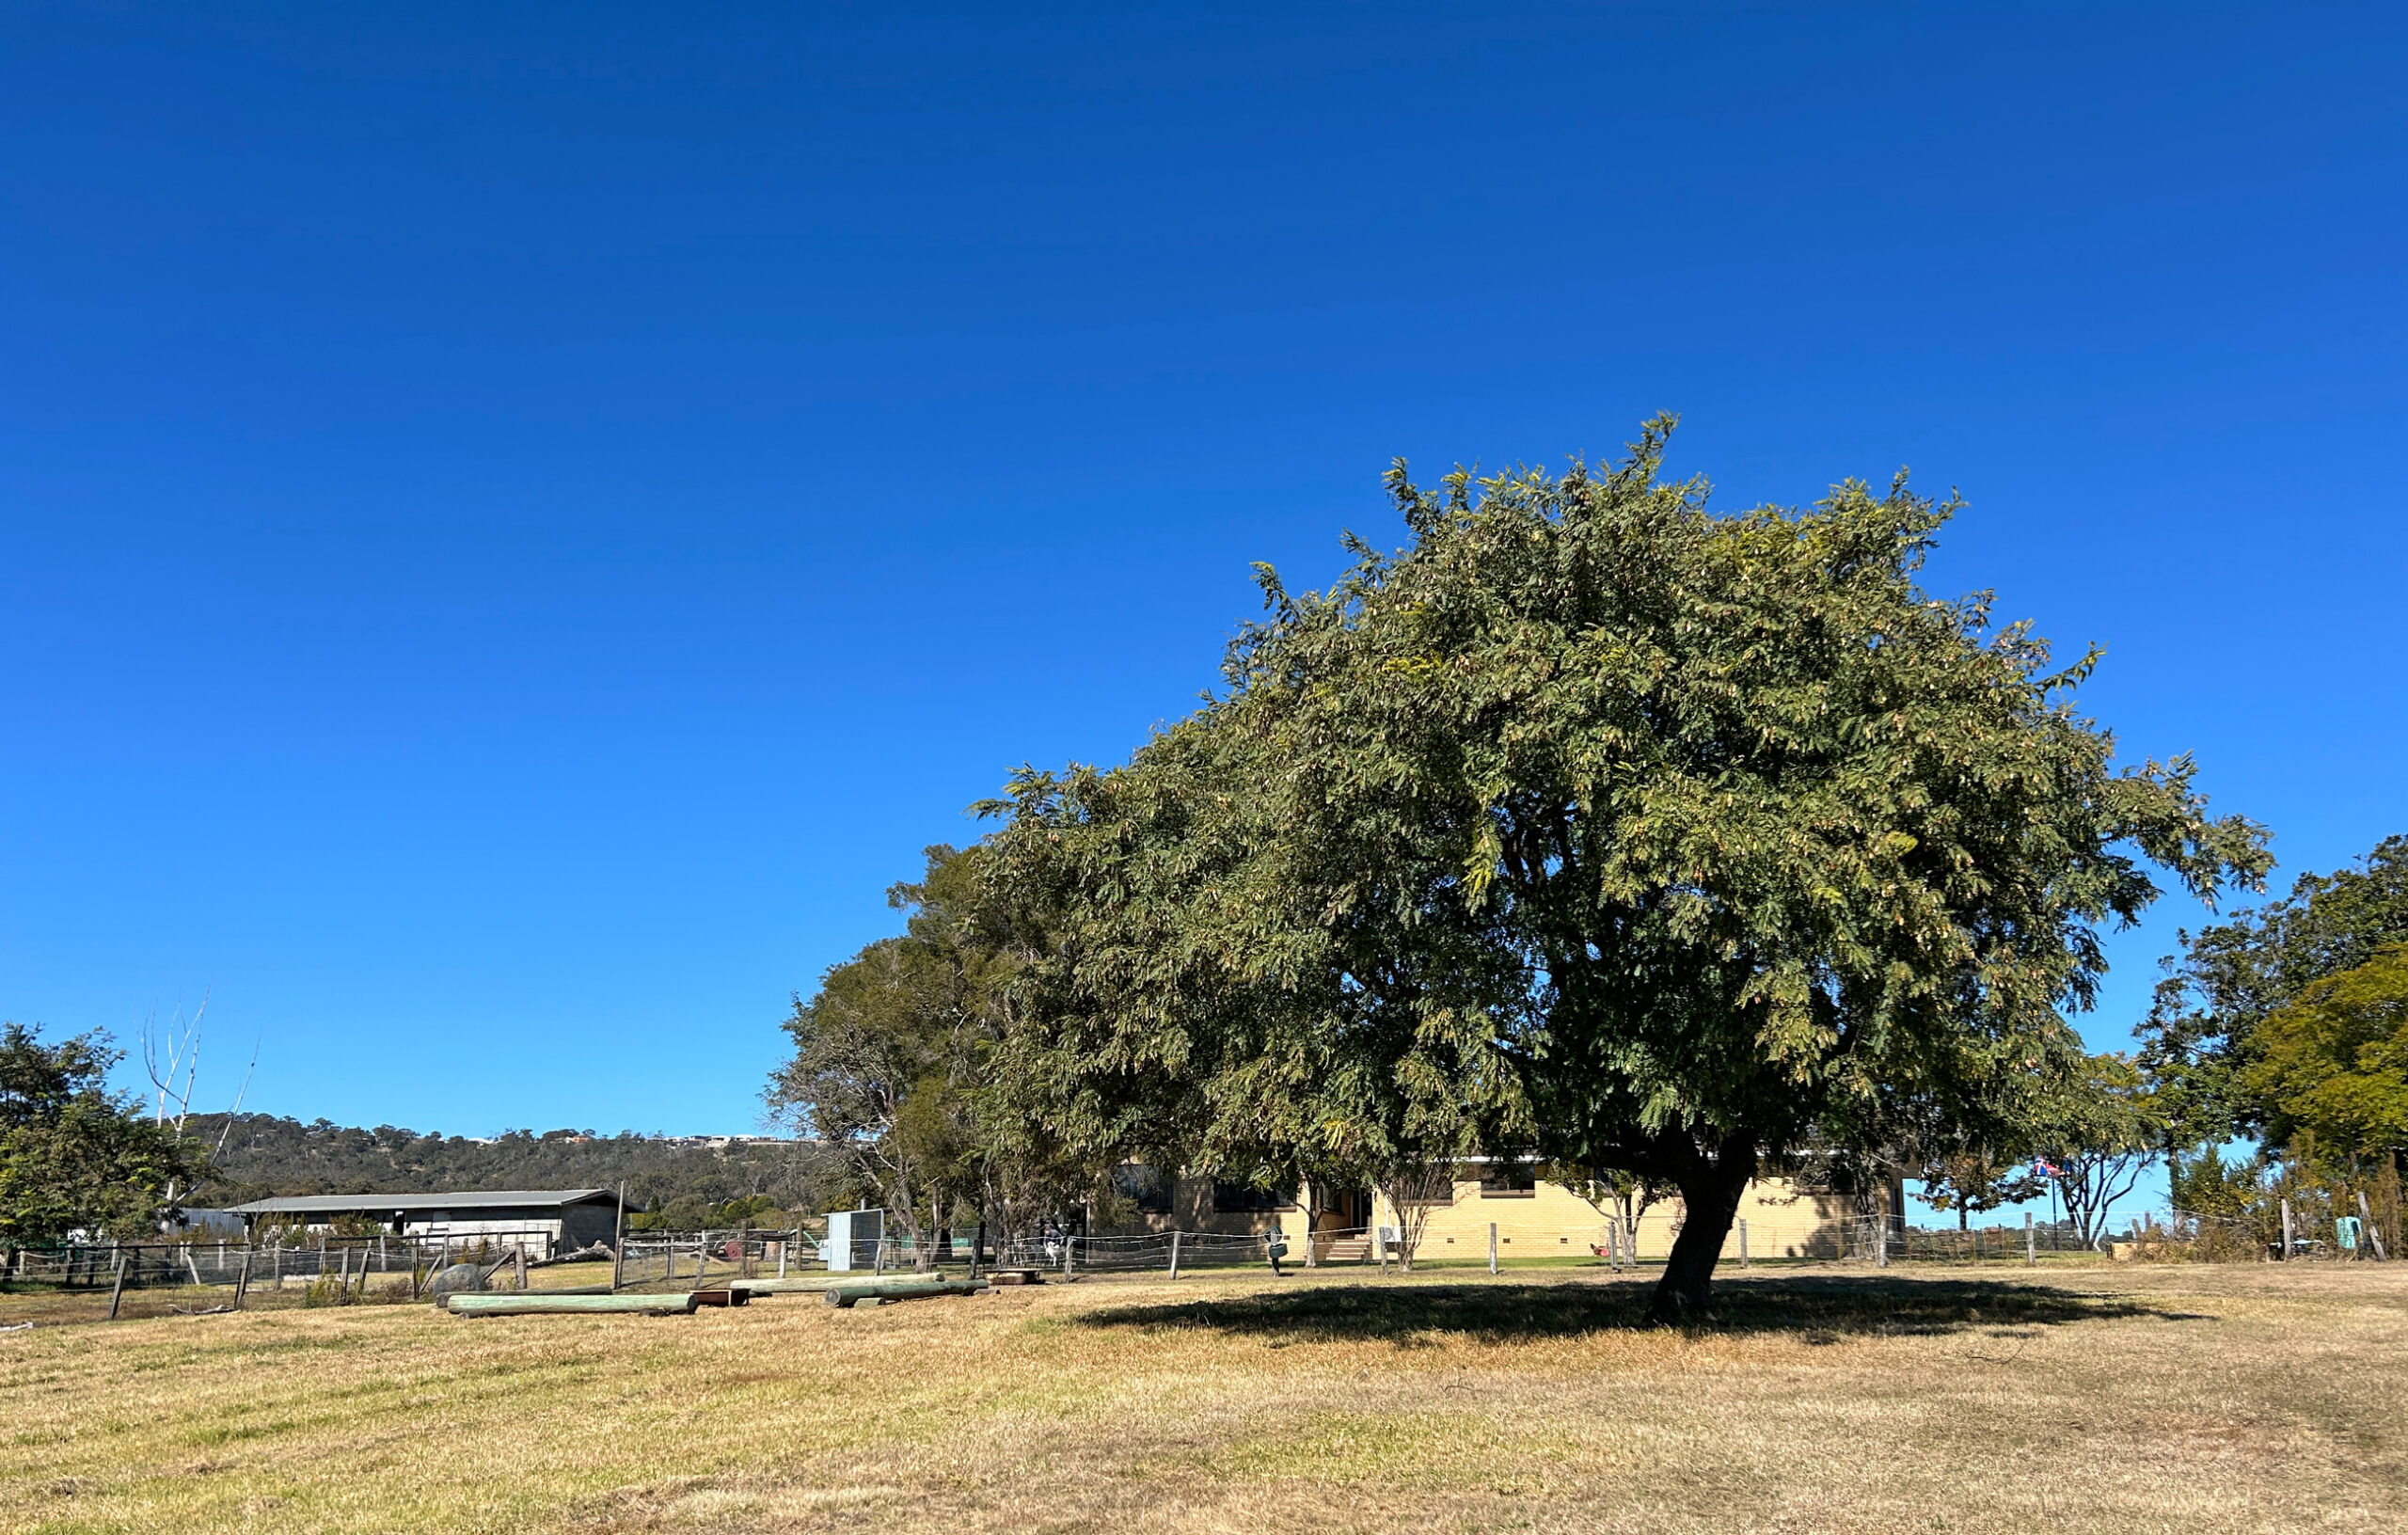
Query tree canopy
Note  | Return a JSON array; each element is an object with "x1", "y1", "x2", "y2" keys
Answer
[
  {"x1": 2140, "y1": 834, "x2": 2408, "y2": 1158},
  {"x1": 767, "y1": 845, "x2": 1098, "y2": 1263},
  {"x1": 2242, "y1": 943, "x2": 2408, "y2": 1163},
  {"x1": 0, "y1": 1022, "x2": 208, "y2": 1245},
  {"x1": 987, "y1": 421, "x2": 2267, "y2": 1320}
]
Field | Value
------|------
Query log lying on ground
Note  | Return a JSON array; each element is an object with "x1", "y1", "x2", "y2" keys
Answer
[
  {"x1": 533, "y1": 1242, "x2": 617, "y2": 1267},
  {"x1": 820, "y1": 1277, "x2": 991, "y2": 1307},
  {"x1": 728, "y1": 1274, "x2": 880, "y2": 1296},
  {"x1": 445, "y1": 1291, "x2": 701, "y2": 1317},
  {"x1": 734, "y1": 1272, "x2": 1022, "y2": 1297}
]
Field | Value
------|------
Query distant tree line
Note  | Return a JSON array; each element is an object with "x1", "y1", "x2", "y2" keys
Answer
[
  {"x1": 0, "y1": 1067, "x2": 858, "y2": 1243},
  {"x1": 187, "y1": 1114, "x2": 848, "y2": 1223}
]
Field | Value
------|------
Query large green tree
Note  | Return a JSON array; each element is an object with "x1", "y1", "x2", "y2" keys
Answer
[
  {"x1": 767, "y1": 845, "x2": 1097, "y2": 1265},
  {"x1": 990, "y1": 421, "x2": 2267, "y2": 1321},
  {"x1": 2241, "y1": 943, "x2": 2408, "y2": 1164},
  {"x1": 1, "y1": 1022, "x2": 209, "y2": 1245},
  {"x1": 2139, "y1": 835, "x2": 2408, "y2": 1161}
]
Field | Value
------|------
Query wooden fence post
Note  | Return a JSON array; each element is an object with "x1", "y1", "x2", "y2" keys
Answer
[
  {"x1": 107, "y1": 1250, "x2": 128, "y2": 1321},
  {"x1": 1738, "y1": 1219, "x2": 1750, "y2": 1269},
  {"x1": 1168, "y1": 1231, "x2": 1181, "y2": 1280},
  {"x1": 2280, "y1": 1198, "x2": 2294, "y2": 1259},
  {"x1": 1488, "y1": 1222, "x2": 1498, "y2": 1275},
  {"x1": 610, "y1": 1183, "x2": 627, "y2": 1292},
  {"x1": 2025, "y1": 1211, "x2": 2036, "y2": 1267},
  {"x1": 234, "y1": 1244, "x2": 254, "y2": 1308}
]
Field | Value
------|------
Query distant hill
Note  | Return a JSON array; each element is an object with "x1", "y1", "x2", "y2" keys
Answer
[{"x1": 182, "y1": 1114, "x2": 848, "y2": 1225}]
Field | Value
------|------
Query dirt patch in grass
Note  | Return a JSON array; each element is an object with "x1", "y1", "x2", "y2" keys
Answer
[{"x1": 3, "y1": 1263, "x2": 2401, "y2": 1533}]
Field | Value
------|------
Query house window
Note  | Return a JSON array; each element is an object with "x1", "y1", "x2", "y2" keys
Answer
[
  {"x1": 1114, "y1": 1164, "x2": 1173, "y2": 1214},
  {"x1": 1479, "y1": 1162, "x2": 1537, "y2": 1198},
  {"x1": 1211, "y1": 1181, "x2": 1293, "y2": 1212}
]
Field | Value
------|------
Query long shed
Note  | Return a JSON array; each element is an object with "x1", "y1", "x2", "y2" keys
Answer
[{"x1": 225, "y1": 1189, "x2": 619, "y2": 1258}]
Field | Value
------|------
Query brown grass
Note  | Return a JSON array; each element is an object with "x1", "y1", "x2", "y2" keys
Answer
[{"x1": 2, "y1": 1261, "x2": 2402, "y2": 1533}]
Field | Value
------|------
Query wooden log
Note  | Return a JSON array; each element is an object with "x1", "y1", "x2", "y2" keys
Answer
[
  {"x1": 445, "y1": 1291, "x2": 700, "y2": 1317},
  {"x1": 820, "y1": 1277, "x2": 989, "y2": 1308}
]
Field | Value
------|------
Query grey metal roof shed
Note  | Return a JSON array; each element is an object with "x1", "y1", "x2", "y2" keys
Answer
[
  {"x1": 225, "y1": 1190, "x2": 621, "y2": 1255},
  {"x1": 228, "y1": 1190, "x2": 613, "y2": 1216}
]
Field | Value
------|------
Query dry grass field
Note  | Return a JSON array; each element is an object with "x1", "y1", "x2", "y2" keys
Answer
[{"x1": 3, "y1": 1260, "x2": 2403, "y2": 1534}]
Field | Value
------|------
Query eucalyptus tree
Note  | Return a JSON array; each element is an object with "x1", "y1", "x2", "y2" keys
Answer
[
  {"x1": 2140, "y1": 835, "x2": 2408, "y2": 1163},
  {"x1": 989, "y1": 419, "x2": 2267, "y2": 1321},
  {"x1": 1, "y1": 1022, "x2": 207, "y2": 1244},
  {"x1": 767, "y1": 845, "x2": 1092, "y2": 1266}
]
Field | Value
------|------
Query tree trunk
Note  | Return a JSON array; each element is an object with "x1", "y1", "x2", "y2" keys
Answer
[{"x1": 1644, "y1": 1142, "x2": 1756, "y2": 1326}]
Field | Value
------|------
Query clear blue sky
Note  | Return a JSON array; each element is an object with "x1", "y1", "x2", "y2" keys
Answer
[{"x1": 3, "y1": 5, "x2": 2401, "y2": 1145}]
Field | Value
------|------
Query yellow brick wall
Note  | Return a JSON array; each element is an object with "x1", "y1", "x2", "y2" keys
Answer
[
  {"x1": 1096, "y1": 1166, "x2": 1894, "y2": 1262},
  {"x1": 1374, "y1": 1177, "x2": 1888, "y2": 1261}
]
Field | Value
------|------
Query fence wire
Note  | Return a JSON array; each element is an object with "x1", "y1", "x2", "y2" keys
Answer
[{"x1": 4, "y1": 1199, "x2": 2391, "y2": 1328}]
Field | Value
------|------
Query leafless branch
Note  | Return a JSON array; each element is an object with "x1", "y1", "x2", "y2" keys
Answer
[
  {"x1": 211, "y1": 1036, "x2": 262, "y2": 1162},
  {"x1": 141, "y1": 991, "x2": 210, "y2": 1133}
]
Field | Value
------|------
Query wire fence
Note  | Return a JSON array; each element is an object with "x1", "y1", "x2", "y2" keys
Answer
[
  {"x1": 9, "y1": 1208, "x2": 2384, "y2": 1300},
  {"x1": 2072, "y1": 1204, "x2": 2394, "y2": 1263},
  {"x1": 4, "y1": 1229, "x2": 584, "y2": 1291},
  {"x1": 4, "y1": 1198, "x2": 2390, "y2": 1328},
  {"x1": 613, "y1": 1230, "x2": 805, "y2": 1288}
]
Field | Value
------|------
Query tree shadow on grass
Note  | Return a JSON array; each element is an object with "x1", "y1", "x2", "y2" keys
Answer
[{"x1": 1072, "y1": 1274, "x2": 2214, "y2": 1348}]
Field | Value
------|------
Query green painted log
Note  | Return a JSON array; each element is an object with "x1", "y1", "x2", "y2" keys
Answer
[
  {"x1": 728, "y1": 1275, "x2": 859, "y2": 1295},
  {"x1": 733, "y1": 1274, "x2": 960, "y2": 1296},
  {"x1": 821, "y1": 1277, "x2": 990, "y2": 1307},
  {"x1": 446, "y1": 1291, "x2": 699, "y2": 1317}
]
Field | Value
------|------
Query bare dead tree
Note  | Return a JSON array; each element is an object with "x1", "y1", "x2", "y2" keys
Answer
[{"x1": 142, "y1": 992, "x2": 210, "y2": 1132}]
